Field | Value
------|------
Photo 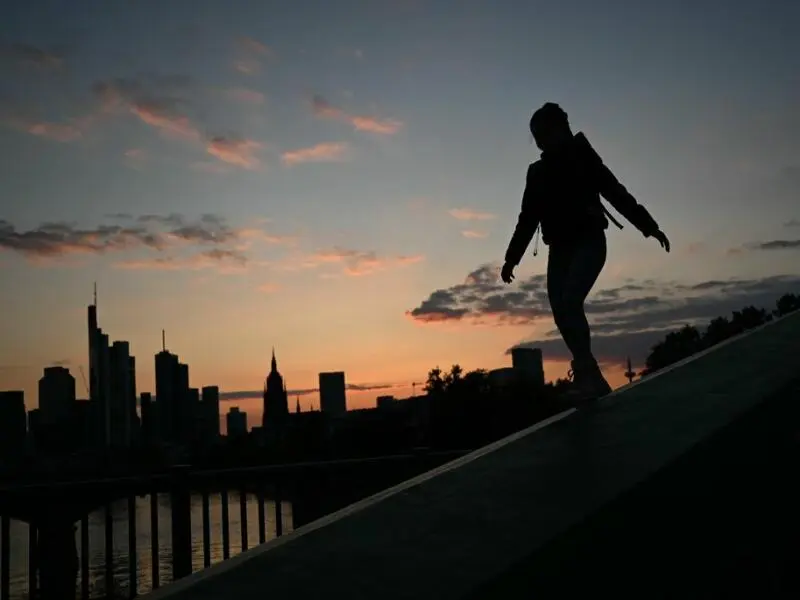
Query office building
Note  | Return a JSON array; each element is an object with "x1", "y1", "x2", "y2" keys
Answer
[
  {"x1": 201, "y1": 386, "x2": 221, "y2": 439},
  {"x1": 155, "y1": 345, "x2": 192, "y2": 445},
  {"x1": 0, "y1": 391, "x2": 27, "y2": 459},
  {"x1": 226, "y1": 407, "x2": 248, "y2": 439},
  {"x1": 39, "y1": 366, "x2": 76, "y2": 426},
  {"x1": 511, "y1": 347, "x2": 545, "y2": 387},
  {"x1": 109, "y1": 341, "x2": 137, "y2": 447},
  {"x1": 319, "y1": 371, "x2": 347, "y2": 415}
]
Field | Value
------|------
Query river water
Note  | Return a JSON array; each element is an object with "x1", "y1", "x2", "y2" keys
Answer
[{"x1": 3, "y1": 492, "x2": 294, "y2": 599}]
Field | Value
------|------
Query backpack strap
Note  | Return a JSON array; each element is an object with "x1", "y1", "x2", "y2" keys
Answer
[{"x1": 602, "y1": 204, "x2": 624, "y2": 230}]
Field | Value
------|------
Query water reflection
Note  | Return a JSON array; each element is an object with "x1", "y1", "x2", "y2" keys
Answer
[{"x1": 3, "y1": 492, "x2": 293, "y2": 599}]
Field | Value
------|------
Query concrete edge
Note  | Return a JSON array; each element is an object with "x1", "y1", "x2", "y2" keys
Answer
[
  {"x1": 140, "y1": 408, "x2": 577, "y2": 599},
  {"x1": 141, "y1": 310, "x2": 799, "y2": 598}
]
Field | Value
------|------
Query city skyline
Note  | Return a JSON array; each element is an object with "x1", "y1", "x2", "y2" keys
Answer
[{"x1": 2, "y1": 0, "x2": 800, "y2": 415}]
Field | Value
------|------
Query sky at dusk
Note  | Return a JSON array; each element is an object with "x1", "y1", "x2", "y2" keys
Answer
[{"x1": 1, "y1": 0, "x2": 799, "y2": 425}]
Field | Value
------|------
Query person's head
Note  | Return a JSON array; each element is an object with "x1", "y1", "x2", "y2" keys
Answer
[{"x1": 529, "y1": 102, "x2": 572, "y2": 151}]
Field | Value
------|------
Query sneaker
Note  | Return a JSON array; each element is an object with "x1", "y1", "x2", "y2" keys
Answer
[{"x1": 564, "y1": 358, "x2": 612, "y2": 405}]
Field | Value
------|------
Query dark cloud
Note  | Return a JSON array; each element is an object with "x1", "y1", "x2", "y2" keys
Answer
[
  {"x1": 0, "y1": 42, "x2": 64, "y2": 68},
  {"x1": 0, "y1": 214, "x2": 240, "y2": 260},
  {"x1": 784, "y1": 219, "x2": 800, "y2": 228},
  {"x1": 751, "y1": 239, "x2": 800, "y2": 250},
  {"x1": 408, "y1": 265, "x2": 800, "y2": 366},
  {"x1": 220, "y1": 382, "x2": 399, "y2": 401}
]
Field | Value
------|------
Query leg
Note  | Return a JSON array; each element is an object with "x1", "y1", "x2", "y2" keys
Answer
[{"x1": 547, "y1": 232, "x2": 607, "y2": 362}]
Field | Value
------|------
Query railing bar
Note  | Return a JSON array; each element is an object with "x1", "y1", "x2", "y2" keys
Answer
[
  {"x1": 150, "y1": 492, "x2": 159, "y2": 590},
  {"x1": 80, "y1": 515, "x2": 90, "y2": 600},
  {"x1": 240, "y1": 488, "x2": 248, "y2": 552},
  {"x1": 127, "y1": 496, "x2": 137, "y2": 598},
  {"x1": 220, "y1": 490, "x2": 230, "y2": 560},
  {"x1": 201, "y1": 490, "x2": 211, "y2": 569},
  {"x1": 27, "y1": 522, "x2": 36, "y2": 599},
  {"x1": 1, "y1": 515, "x2": 10, "y2": 600},
  {"x1": 257, "y1": 488, "x2": 266, "y2": 545},
  {"x1": 275, "y1": 498, "x2": 283, "y2": 538},
  {"x1": 105, "y1": 503, "x2": 113, "y2": 599}
]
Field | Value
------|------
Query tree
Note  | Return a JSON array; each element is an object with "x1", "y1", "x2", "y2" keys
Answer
[
  {"x1": 776, "y1": 293, "x2": 800, "y2": 317},
  {"x1": 643, "y1": 324, "x2": 702, "y2": 375},
  {"x1": 424, "y1": 367, "x2": 446, "y2": 396}
]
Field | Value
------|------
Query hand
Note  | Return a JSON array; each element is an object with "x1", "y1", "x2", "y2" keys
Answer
[
  {"x1": 500, "y1": 262, "x2": 515, "y2": 284},
  {"x1": 652, "y1": 230, "x2": 670, "y2": 253}
]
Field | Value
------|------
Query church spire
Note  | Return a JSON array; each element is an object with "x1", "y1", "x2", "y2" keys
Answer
[{"x1": 271, "y1": 347, "x2": 277, "y2": 373}]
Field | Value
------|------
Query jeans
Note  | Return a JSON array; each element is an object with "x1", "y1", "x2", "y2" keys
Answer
[{"x1": 546, "y1": 231, "x2": 607, "y2": 363}]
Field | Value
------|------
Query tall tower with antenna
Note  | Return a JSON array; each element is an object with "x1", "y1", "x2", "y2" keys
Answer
[{"x1": 624, "y1": 356, "x2": 637, "y2": 384}]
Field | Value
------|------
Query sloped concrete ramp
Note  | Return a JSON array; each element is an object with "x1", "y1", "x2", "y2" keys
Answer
[{"x1": 145, "y1": 312, "x2": 800, "y2": 599}]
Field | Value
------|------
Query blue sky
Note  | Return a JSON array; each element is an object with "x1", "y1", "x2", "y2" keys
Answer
[{"x1": 1, "y1": 0, "x2": 799, "y2": 421}]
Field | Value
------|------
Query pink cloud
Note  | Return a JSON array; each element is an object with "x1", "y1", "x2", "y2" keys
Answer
[
  {"x1": 130, "y1": 102, "x2": 201, "y2": 141},
  {"x1": 206, "y1": 137, "x2": 262, "y2": 169},
  {"x1": 449, "y1": 208, "x2": 496, "y2": 221},
  {"x1": 281, "y1": 142, "x2": 349, "y2": 166},
  {"x1": 462, "y1": 230, "x2": 488, "y2": 239},
  {"x1": 227, "y1": 88, "x2": 265, "y2": 104},
  {"x1": 311, "y1": 95, "x2": 402, "y2": 135},
  {"x1": 304, "y1": 247, "x2": 424, "y2": 277}
]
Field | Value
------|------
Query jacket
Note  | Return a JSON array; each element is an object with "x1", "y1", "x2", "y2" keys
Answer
[{"x1": 504, "y1": 132, "x2": 660, "y2": 266}]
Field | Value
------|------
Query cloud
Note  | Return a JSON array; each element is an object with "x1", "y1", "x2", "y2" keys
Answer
[
  {"x1": 258, "y1": 282, "x2": 281, "y2": 294},
  {"x1": 226, "y1": 88, "x2": 265, "y2": 104},
  {"x1": 206, "y1": 137, "x2": 262, "y2": 169},
  {"x1": 1, "y1": 113, "x2": 84, "y2": 142},
  {"x1": 462, "y1": 230, "x2": 488, "y2": 239},
  {"x1": 686, "y1": 242, "x2": 706, "y2": 254},
  {"x1": 407, "y1": 263, "x2": 800, "y2": 364},
  {"x1": 220, "y1": 382, "x2": 400, "y2": 401},
  {"x1": 124, "y1": 148, "x2": 147, "y2": 169},
  {"x1": 115, "y1": 249, "x2": 248, "y2": 273},
  {"x1": 0, "y1": 42, "x2": 64, "y2": 69},
  {"x1": 130, "y1": 101, "x2": 201, "y2": 141},
  {"x1": 784, "y1": 219, "x2": 800, "y2": 228},
  {"x1": 730, "y1": 239, "x2": 800, "y2": 254},
  {"x1": 448, "y1": 208, "x2": 496, "y2": 221},
  {"x1": 233, "y1": 36, "x2": 272, "y2": 75},
  {"x1": 752, "y1": 239, "x2": 800, "y2": 250},
  {"x1": 311, "y1": 94, "x2": 402, "y2": 135},
  {"x1": 281, "y1": 142, "x2": 349, "y2": 166},
  {"x1": 93, "y1": 76, "x2": 262, "y2": 169},
  {"x1": 0, "y1": 214, "x2": 292, "y2": 271},
  {"x1": 300, "y1": 247, "x2": 424, "y2": 277}
]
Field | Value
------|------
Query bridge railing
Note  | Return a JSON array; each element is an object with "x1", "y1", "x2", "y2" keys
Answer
[{"x1": 0, "y1": 450, "x2": 466, "y2": 600}]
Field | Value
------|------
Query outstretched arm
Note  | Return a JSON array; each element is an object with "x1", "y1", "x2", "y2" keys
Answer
[
  {"x1": 504, "y1": 163, "x2": 541, "y2": 268},
  {"x1": 576, "y1": 133, "x2": 660, "y2": 238}
]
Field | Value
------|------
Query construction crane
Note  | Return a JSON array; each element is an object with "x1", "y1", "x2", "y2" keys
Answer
[{"x1": 78, "y1": 365, "x2": 90, "y2": 397}]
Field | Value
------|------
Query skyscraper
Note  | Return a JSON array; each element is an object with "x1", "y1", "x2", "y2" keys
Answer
[
  {"x1": 39, "y1": 366, "x2": 76, "y2": 426},
  {"x1": 88, "y1": 286, "x2": 112, "y2": 446},
  {"x1": 262, "y1": 349, "x2": 289, "y2": 428},
  {"x1": 109, "y1": 341, "x2": 137, "y2": 447},
  {"x1": 38, "y1": 366, "x2": 77, "y2": 450},
  {"x1": 154, "y1": 333, "x2": 192, "y2": 445},
  {"x1": 0, "y1": 391, "x2": 27, "y2": 459},
  {"x1": 201, "y1": 386, "x2": 221, "y2": 439},
  {"x1": 319, "y1": 371, "x2": 347, "y2": 415}
]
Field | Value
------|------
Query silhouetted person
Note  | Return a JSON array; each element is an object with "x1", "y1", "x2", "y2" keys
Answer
[{"x1": 502, "y1": 103, "x2": 670, "y2": 401}]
